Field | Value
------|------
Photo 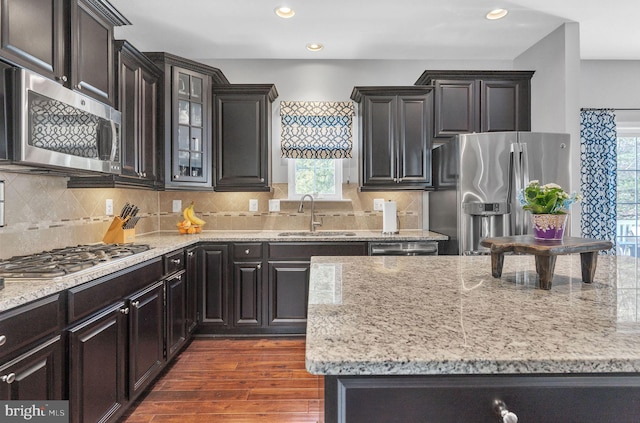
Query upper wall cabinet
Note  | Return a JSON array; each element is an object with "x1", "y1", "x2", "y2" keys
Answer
[
  {"x1": 0, "y1": 0, "x2": 129, "y2": 106},
  {"x1": 351, "y1": 86, "x2": 433, "y2": 191},
  {"x1": 212, "y1": 84, "x2": 278, "y2": 192},
  {"x1": 415, "y1": 70, "x2": 534, "y2": 142},
  {"x1": 67, "y1": 41, "x2": 162, "y2": 189},
  {"x1": 145, "y1": 52, "x2": 229, "y2": 190}
]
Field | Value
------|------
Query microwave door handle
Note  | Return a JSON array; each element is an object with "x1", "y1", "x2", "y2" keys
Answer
[{"x1": 109, "y1": 120, "x2": 117, "y2": 162}]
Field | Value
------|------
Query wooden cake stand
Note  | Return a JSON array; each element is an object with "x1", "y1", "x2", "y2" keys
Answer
[{"x1": 480, "y1": 236, "x2": 614, "y2": 290}]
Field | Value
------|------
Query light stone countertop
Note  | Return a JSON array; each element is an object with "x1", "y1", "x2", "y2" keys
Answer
[
  {"x1": 0, "y1": 229, "x2": 445, "y2": 312},
  {"x1": 305, "y1": 254, "x2": 640, "y2": 376}
]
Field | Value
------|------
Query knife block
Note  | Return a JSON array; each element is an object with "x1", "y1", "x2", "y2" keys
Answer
[{"x1": 103, "y1": 217, "x2": 135, "y2": 244}]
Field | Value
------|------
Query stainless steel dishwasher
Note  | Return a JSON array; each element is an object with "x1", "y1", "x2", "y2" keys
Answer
[{"x1": 368, "y1": 241, "x2": 438, "y2": 256}]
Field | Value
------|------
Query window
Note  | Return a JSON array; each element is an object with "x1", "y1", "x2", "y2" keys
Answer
[
  {"x1": 288, "y1": 159, "x2": 342, "y2": 200},
  {"x1": 616, "y1": 119, "x2": 640, "y2": 257},
  {"x1": 280, "y1": 101, "x2": 354, "y2": 201}
]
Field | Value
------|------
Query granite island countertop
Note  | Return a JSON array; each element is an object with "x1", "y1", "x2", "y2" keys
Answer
[
  {"x1": 305, "y1": 254, "x2": 640, "y2": 376},
  {"x1": 0, "y1": 229, "x2": 445, "y2": 312}
]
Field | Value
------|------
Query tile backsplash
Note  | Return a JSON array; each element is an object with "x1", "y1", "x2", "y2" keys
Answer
[{"x1": 0, "y1": 172, "x2": 424, "y2": 259}]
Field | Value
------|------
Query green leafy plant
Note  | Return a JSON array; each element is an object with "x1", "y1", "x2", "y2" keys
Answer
[{"x1": 518, "y1": 180, "x2": 581, "y2": 214}]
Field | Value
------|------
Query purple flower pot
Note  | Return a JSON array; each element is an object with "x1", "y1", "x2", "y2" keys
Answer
[{"x1": 531, "y1": 214, "x2": 568, "y2": 240}]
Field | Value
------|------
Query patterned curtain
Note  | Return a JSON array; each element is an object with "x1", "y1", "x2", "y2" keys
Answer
[
  {"x1": 280, "y1": 101, "x2": 354, "y2": 159},
  {"x1": 580, "y1": 109, "x2": 617, "y2": 253}
]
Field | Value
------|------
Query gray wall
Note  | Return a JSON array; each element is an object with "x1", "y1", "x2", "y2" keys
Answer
[{"x1": 581, "y1": 60, "x2": 640, "y2": 108}]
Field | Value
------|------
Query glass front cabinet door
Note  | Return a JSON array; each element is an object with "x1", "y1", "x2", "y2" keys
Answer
[{"x1": 172, "y1": 68, "x2": 210, "y2": 186}]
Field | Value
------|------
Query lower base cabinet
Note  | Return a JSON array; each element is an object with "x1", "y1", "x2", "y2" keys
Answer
[
  {"x1": 325, "y1": 374, "x2": 640, "y2": 423},
  {"x1": 165, "y1": 271, "x2": 187, "y2": 360},
  {"x1": 68, "y1": 302, "x2": 128, "y2": 423},
  {"x1": 0, "y1": 336, "x2": 63, "y2": 400},
  {"x1": 197, "y1": 242, "x2": 367, "y2": 335}
]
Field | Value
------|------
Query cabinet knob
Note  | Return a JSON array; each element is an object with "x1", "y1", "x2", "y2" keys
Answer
[
  {"x1": 260, "y1": 178, "x2": 265, "y2": 183},
  {"x1": 171, "y1": 258, "x2": 181, "y2": 265},
  {"x1": 493, "y1": 400, "x2": 518, "y2": 423},
  {"x1": 174, "y1": 174, "x2": 180, "y2": 179},
  {"x1": 245, "y1": 249, "x2": 250, "y2": 255},
  {"x1": 1, "y1": 373, "x2": 15, "y2": 384},
  {"x1": 120, "y1": 307, "x2": 130, "y2": 315},
  {"x1": 56, "y1": 75, "x2": 68, "y2": 82},
  {"x1": 0, "y1": 335, "x2": 6, "y2": 346},
  {"x1": 188, "y1": 251, "x2": 194, "y2": 257},
  {"x1": 131, "y1": 301, "x2": 140, "y2": 308},
  {"x1": 142, "y1": 172, "x2": 147, "y2": 178},
  {"x1": 256, "y1": 263, "x2": 262, "y2": 270},
  {"x1": 76, "y1": 84, "x2": 82, "y2": 90}
]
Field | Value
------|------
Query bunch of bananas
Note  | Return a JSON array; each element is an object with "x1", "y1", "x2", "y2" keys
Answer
[{"x1": 176, "y1": 202, "x2": 206, "y2": 234}]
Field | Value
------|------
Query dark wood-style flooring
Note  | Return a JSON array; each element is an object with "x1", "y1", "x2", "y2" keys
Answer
[{"x1": 118, "y1": 337, "x2": 324, "y2": 423}]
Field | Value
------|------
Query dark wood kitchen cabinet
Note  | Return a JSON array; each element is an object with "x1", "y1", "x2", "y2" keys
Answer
[
  {"x1": 198, "y1": 244, "x2": 231, "y2": 332},
  {"x1": 67, "y1": 258, "x2": 163, "y2": 423},
  {"x1": 0, "y1": 0, "x2": 128, "y2": 105},
  {"x1": 351, "y1": 86, "x2": 433, "y2": 191},
  {"x1": 0, "y1": 0, "x2": 65, "y2": 82},
  {"x1": 414, "y1": 70, "x2": 534, "y2": 142},
  {"x1": 146, "y1": 52, "x2": 229, "y2": 190},
  {"x1": 185, "y1": 247, "x2": 199, "y2": 334},
  {"x1": 212, "y1": 84, "x2": 278, "y2": 192},
  {"x1": 68, "y1": 41, "x2": 162, "y2": 189},
  {"x1": 0, "y1": 294, "x2": 65, "y2": 401},
  {"x1": 198, "y1": 241, "x2": 367, "y2": 335},
  {"x1": 127, "y1": 280, "x2": 164, "y2": 401}
]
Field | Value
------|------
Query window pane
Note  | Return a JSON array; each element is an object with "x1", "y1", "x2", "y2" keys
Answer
[
  {"x1": 617, "y1": 170, "x2": 638, "y2": 203},
  {"x1": 618, "y1": 137, "x2": 637, "y2": 170},
  {"x1": 294, "y1": 159, "x2": 336, "y2": 196}
]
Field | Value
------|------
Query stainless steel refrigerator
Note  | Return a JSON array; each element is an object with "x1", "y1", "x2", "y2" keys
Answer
[{"x1": 430, "y1": 132, "x2": 571, "y2": 255}]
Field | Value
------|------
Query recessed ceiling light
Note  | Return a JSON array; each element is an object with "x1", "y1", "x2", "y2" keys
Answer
[
  {"x1": 306, "y1": 43, "x2": 324, "y2": 52},
  {"x1": 486, "y1": 8, "x2": 508, "y2": 20},
  {"x1": 275, "y1": 6, "x2": 295, "y2": 18}
]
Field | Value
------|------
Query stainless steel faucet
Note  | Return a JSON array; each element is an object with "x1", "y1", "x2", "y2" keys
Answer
[{"x1": 298, "y1": 194, "x2": 322, "y2": 232}]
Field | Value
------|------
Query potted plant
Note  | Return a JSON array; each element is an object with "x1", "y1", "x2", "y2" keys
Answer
[{"x1": 518, "y1": 180, "x2": 581, "y2": 240}]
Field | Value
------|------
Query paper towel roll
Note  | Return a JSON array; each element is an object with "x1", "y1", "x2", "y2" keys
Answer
[{"x1": 382, "y1": 201, "x2": 398, "y2": 234}]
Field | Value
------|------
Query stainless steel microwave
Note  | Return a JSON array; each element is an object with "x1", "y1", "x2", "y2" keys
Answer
[{"x1": 0, "y1": 66, "x2": 121, "y2": 175}]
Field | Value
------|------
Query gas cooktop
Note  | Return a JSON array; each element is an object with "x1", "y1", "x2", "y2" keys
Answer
[{"x1": 0, "y1": 243, "x2": 152, "y2": 279}]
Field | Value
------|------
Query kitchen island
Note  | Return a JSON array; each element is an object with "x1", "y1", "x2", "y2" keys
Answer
[{"x1": 306, "y1": 254, "x2": 640, "y2": 422}]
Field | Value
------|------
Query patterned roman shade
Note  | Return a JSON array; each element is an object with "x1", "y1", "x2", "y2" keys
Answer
[{"x1": 280, "y1": 101, "x2": 354, "y2": 159}]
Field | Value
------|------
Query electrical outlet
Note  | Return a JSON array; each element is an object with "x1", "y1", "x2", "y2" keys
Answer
[
  {"x1": 249, "y1": 199, "x2": 259, "y2": 212},
  {"x1": 373, "y1": 198, "x2": 385, "y2": 211},
  {"x1": 105, "y1": 199, "x2": 114, "y2": 216},
  {"x1": 172, "y1": 200, "x2": 182, "y2": 213},
  {"x1": 269, "y1": 199, "x2": 280, "y2": 212}
]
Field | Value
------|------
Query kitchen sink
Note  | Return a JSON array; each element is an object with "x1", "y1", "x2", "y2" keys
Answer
[{"x1": 277, "y1": 231, "x2": 357, "y2": 237}]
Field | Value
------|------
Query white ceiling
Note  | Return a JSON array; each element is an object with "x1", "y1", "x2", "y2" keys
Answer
[{"x1": 110, "y1": 0, "x2": 640, "y2": 61}]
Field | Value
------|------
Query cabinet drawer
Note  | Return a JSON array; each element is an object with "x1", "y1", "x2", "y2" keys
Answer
[
  {"x1": 67, "y1": 257, "x2": 163, "y2": 324},
  {"x1": 164, "y1": 249, "x2": 185, "y2": 275},
  {"x1": 327, "y1": 374, "x2": 640, "y2": 423},
  {"x1": 233, "y1": 243, "x2": 263, "y2": 260},
  {"x1": 0, "y1": 294, "x2": 64, "y2": 360},
  {"x1": 268, "y1": 242, "x2": 367, "y2": 260}
]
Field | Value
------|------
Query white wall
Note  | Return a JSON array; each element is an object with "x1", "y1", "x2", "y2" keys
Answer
[
  {"x1": 581, "y1": 60, "x2": 640, "y2": 108},
  {"x1": 202, "y1": 58, "x2": 512, "y2": 183},
  {"x1": 514, "y1": 23, "x2": 582, "y2": 234}
]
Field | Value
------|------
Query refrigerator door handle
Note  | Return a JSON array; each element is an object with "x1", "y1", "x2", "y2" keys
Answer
[
  {"x1": 519, "y1": 143, "x2": 530, "y2": 234},
  {"x1": 512, "y1": 143, "x2": 524, "y2": 235}
]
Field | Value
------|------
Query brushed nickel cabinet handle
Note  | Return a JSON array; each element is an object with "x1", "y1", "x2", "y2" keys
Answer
[{"x1": 0, "y1": 335, "x2": 6, "y2": 346}]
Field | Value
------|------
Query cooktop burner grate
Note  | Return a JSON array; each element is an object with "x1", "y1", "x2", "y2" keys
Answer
[{"x1": 0, "y1": 243, "x2": 152, "y2": 279}]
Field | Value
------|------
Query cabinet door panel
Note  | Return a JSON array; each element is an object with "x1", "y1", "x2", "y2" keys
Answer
[
  {"x1": 215, "y1": 95, "x2": 265, "y2": 187},
  {"x1": 398, "y1": 94, "x2": 431, "y2": 185},
  {"x1": 68, "y1": 303, "x2": 127, "y2": 423},
  {"x1": 268, "y1": 262, "x2": 309, "y2": 327},
  {"x1": 234, "y1": 263, "x2": 261, "y2": 326},
  {"x1": 0, "y1": 0, "x2": 64, "y2": 80},
  {"x1": 481, "y1": 80, "x2": 529, "y2": 132},
  {"x1": 434, "y1": 80, "x2": 478, "y2": 138},
  {"x1": 166, "y1": 272, "x2": 187, "y2": 359},
  {"x1": 129, "y1": 281, "x2": 164, "y2": 400},
  {"x1": 0, "y1": 336, "x2": 63, "y2": 400},
  {"x1": 185, "y1": 248, "x2": 199, "y2": 334},
  {"x1": 72, "y1": 0, "x2": 114, "y2": 104},
  {"x1": 200, "y1": 245, "x2": 230, "y2": 327},
  {"x1": 140, "y1": 68, "x2": 158, "y2": 180},
  {"x1": 119, "y1": 56, "x2": 140, "y2": 177},
  {"x1": 362, "y1": 96, "x2": 396, "y2": 185}
]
